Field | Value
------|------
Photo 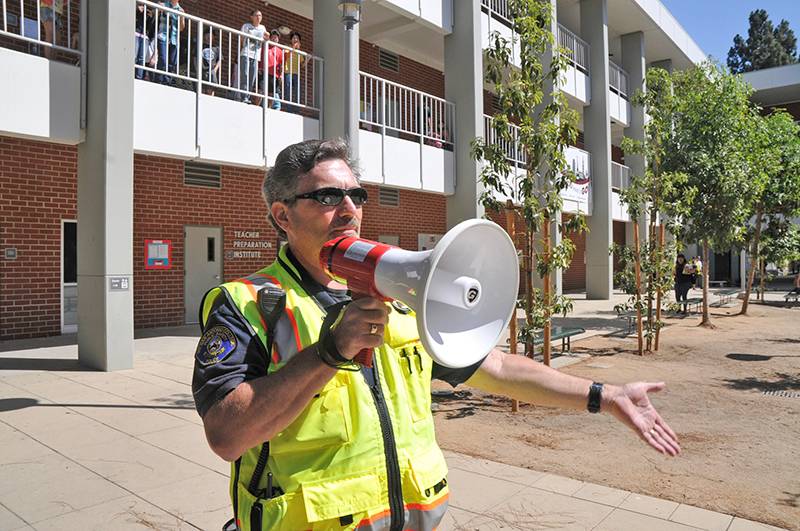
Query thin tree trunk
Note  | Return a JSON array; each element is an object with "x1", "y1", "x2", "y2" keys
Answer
[
  {"x1": 654, "y1": 225, "x2": 665, "y2": 351},
  {"x1": 506, "y1": 203, "x2": 519, "y2": 413},
  {"x1": 700, "y1": 240, "x2": 713, "y2": 327},
  {"x1": 647, "y1": 221, "x2": 657, "y2": 351},
  {"x1": 740, "y1": 208, "x2": 763, "y2": 315},
  {"x1": 759, "y1": 258, "x2": 766, "y2": 302},
  {"x1": 543, "y1": 214, "x2": 552, "y2": 366},
  {"x1": 525, "y1": 228, "x2": 534, "y2": 358},
  {"x1": 633, "y1": 226, "x2": 644, "y2": 355}
]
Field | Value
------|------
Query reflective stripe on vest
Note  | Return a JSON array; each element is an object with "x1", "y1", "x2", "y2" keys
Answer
[{"x1": 204, "y1": 245, "x2": 450, "y2": 530}]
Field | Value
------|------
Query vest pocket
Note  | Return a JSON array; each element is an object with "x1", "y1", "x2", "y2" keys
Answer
[
  {"x1": 397, "y1": 342, "x2": 433, "y2": 424},
  {"x1": 271, "y1": 381, "x2": 352, "y2": 455},
  {"x1": 301, "y1": 473, "x2": 383, "y2": 522},
  {"x1": 237, "y1": 482, "x2": 300, "y2": 531}
]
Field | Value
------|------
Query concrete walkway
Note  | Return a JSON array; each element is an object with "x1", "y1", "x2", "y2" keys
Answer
[{"x1": 0, "y1": 328, "x2": 787, "y2": 530}]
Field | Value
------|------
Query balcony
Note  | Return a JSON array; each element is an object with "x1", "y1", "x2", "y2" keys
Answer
[
  {"x1": 608, "y1": 61, "x2": 630, "y2": 126},
  {"x1": 480, "y1": 0, "x2": 520, "y2": 68},
  {"x1": 131, "y1": 1, "x2": 324, "y2": 168},
  {"x1": 483, "y1": 115, "x2": 591, "y2": 215},
  {"x1": 611, "y1": 161, "x2": 631, "y2": 221},
  {"x1": 557, "y1": 24, "x2": 590, "y2": 105},
  {"x1": 359, "y1": 73, "x2": 455, "y2": 194},
  {"x1": 0, "y1": 1, "x2": 83, "y2": 143}
]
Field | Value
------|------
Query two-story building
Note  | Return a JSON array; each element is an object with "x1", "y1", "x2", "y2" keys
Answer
[{"x1": 0, "y1": 0, "x2": 704, "y2": 369}]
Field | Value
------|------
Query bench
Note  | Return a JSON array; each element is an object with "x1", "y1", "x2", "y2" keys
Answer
[
  {"x1": 532, "y1": 326, "x2": 586, "y2": 353},
  {"x1": 714, "y1": 289, "x2": 740, "y2": 307},
  {"x1": 616, "y1": 311, "x2": 637, "y2": 335},
  {"x1": 785, "y1": 290, "x2": 800, "y2": 303},
  {"x1": 707, "y1": 280, "x2": 726, "y2": 288},
  {"x1": 682, "y1": 297, "x2": 703, "y2": 313}
]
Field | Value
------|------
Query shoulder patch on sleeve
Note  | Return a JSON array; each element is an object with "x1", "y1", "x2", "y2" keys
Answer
[{"x1": 195, "y1": 325, "x2": 238, "y2": 366}]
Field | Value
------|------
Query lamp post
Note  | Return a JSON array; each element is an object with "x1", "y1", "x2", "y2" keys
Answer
[{"x1": 339, "y1": 0, "x2": 362, "y2": 154}]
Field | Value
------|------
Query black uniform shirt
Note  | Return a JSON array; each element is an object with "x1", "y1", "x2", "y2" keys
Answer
[{"x1": 191, "y1": 248, "x2": 486, "y2": 418}]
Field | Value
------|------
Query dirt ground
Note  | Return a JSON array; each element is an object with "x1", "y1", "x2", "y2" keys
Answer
[{"x1": 432, "y1": 301, "x2": 800, "y2": 530}]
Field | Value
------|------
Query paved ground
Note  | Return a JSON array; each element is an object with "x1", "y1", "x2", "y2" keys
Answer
[{"x1": 0, "y1": 292, "x2": 791, "y2": 530}]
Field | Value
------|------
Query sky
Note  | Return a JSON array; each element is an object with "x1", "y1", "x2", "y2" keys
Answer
[{"x1": 660, "y1": 0, "x2": 800, "y2": 64}]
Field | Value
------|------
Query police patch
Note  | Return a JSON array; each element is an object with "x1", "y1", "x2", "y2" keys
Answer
[{"x1": 195, "y1": 326, "x2": 237, "y2": 366}]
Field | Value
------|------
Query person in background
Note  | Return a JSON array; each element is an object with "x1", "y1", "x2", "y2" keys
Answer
[
  {"x1": 156, "y1": 0, "x2": 185, "y2": 85},
  {"x1": 265, "y1": 29, "x2": 284, "y2": 110},
  {"x1": 201, "y1": 31, "x2": 221, "y2": 96},
  {"x1": 135, "y1": 3, "x2": 155, "y2": 80},
  {"x1": 283, "y1": 31, "x2": 305, "y2": 110},
  {"x1": 39, "y1": 0, "x2": 64, "y2": 59},
  {"x1": 692, "y1": 255, "x2": 703, "y2": 288},
  {"x1": 674, "y1": 254, "x2": 696, "y2": 314},
  {"x1": 238, "y1": 10, "x2": 268, "y2": 104}
]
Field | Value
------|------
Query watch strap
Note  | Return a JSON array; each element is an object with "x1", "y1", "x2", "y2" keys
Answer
[{"x1": 587, "y1": 382, "x2": 603, "y2": 413}]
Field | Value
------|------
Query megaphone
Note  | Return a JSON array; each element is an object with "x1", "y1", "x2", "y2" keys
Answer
[{"x1": 319, "y1": 219, "x2": 519, "y2": 368}]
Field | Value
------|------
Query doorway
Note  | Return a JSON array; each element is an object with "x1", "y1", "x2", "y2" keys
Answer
[
  {"x1": 62, "y1": 220, "x2": 77, "y2": 333},
  {"x1": 184, "y1": 226, "x2": 222, "y2": 324}
]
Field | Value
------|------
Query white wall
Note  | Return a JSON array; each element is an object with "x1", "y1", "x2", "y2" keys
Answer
[
  {"x1": 379, "y1": 0, "x2": 454, "y2": 32},
  {"x1": 612, "y1": 190, "x2": 631, "y2": 221},
  {"x1": 0, "y1": 48, "x2": 81, "y2": 144},
  {"x1": 133, "y1": 81, "x2": 320, "y2": 168},
  {"x1": 561, "y1": 64, "x2": 590, "y2": 105},
  {"x1": 358, "y1": 129, "x2": 454, "y2": 194},
  {"x1": 608, "y1": 89, "x2": 630, "y2": 126}
]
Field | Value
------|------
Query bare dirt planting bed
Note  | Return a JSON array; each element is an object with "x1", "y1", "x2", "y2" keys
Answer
[{"x1": 433, "y1": 303, "x2": 800, "y2": 530}]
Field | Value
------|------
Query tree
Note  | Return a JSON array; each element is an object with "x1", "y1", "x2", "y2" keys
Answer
[
  {"x1": 618, "y1": 68, "x2": 693, "y2": 353},
  {"x1": 740, "y1": 110, "x2": 800, "y2": 314},
  {"x1": 472, "y1": 0, "x2": 585, "y2": 365},
  {"x1": 664, "y1": 63, "x2": 755, "y2": 327},
  {"x1": 728, "y1": 9, "x2": 798, "y2": 73}
]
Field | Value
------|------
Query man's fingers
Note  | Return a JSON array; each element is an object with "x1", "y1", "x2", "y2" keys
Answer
[
  {"x1": 642, "y1": 429, "x2": 669, "y2": 456},
  {"x1": 646, "y1": 382, "x2": 666, "y2": 393},
  {"x1": 656, "y1": 417, "x2": 680, "y2": 448},
  {"x1": 653, "y1": 424, "x2": 681, "y2": 455},
  {"x1": 351, "y1": 297, "x2": 390, "y2": 312}
]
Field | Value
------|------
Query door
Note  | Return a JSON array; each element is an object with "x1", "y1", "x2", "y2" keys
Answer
[
  {"x1": 185, "y1": 226, "x2": 222, "y2": 324},
  {"x1": 62, "y1": 220, "x2": 78, "y2": 333}
]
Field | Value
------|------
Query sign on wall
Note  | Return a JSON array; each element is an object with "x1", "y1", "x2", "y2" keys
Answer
[
  {"x1": 224, "y1": 230, "x2": 273, "y2": 260},
  {"x1": 144, "y1": 239, "x2": 172, "y2": 270},
  {"x1": 562, "y1": 145, "x2": 591, "y2": 206}
]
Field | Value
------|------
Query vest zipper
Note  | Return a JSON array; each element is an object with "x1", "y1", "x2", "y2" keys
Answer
[{"x1": 367, "y1": 356, "x2": 405, "y2": 531}]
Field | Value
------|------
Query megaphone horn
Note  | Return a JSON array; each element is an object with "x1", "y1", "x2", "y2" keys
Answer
[{"x1": 320, "y1": 219, "x2": 520, "y2": 368}]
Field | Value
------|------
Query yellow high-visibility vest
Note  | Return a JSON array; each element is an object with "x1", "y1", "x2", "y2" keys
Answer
[{"x1": 201, "y1": 245, "x2": 449, "y2": 530}]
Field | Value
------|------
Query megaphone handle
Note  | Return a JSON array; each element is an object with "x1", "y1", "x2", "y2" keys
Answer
[{"x1": 354, "y1": 348, "x2": 374, "y2": 368}]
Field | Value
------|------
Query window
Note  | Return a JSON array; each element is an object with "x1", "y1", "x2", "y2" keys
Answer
[{"x1": 184, "y1": 161, "x2": 221, "y2": 188}]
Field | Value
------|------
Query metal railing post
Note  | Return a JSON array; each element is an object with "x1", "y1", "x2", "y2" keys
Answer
[{"x1": 195, "y1": 19, "x2": 202, "y2": 157}]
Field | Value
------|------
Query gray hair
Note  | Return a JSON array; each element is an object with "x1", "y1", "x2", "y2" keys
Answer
[{"x1": 263, "y1": 138, "x2": 360, "y2": 238}]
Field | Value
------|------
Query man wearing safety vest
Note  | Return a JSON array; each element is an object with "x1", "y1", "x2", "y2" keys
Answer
[{"x1": 192, "y1": 139, "x2": 681, "y2": 531}]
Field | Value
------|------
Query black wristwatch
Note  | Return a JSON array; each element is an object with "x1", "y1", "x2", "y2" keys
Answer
[{"x1": 587, "y1": 382, "x2": 603, "y2": 413}]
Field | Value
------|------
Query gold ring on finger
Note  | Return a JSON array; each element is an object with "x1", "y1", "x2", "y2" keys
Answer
[{"x1": 370, "y1": 324, "x2": 378, "y2": 335}]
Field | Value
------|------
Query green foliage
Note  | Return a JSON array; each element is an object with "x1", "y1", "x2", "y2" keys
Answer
[
  {"x1": 664, "y1": 63, "x2": 756, "y2": 252},
  {"x1": 471, "y1": 0, "x2": 585, "y2": 356},
  {"x1": 728, "y1": 9, "x2": 798, "y2": 73}
]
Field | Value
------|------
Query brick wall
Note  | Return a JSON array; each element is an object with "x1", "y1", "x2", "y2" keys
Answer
[
  {"x1": 0, "y1": 137, "x2": 77, "y2": 339},
  {"x1": 133, "y1": 154, "x2": 276, "y2": 329},
  {"x1": 563, "y1": 214, "x2": 586, "y2": 291}
]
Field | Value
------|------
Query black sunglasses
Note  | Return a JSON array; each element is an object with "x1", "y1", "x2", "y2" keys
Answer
[{"x1": 291, "y1": 187, "x2": 368, "y2": 207}]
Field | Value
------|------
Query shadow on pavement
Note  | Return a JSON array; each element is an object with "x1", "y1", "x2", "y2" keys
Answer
[{"x1": 0, "y1": 396, "x2": 196, "y2": 413}]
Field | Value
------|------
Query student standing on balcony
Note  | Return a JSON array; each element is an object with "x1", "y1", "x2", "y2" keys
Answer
[
  {"x1": 155, "y1": 0, "x2": 185, "y2": 85},
  {"x1": 238, "y1": 10, "x2": 268, "y2": 104},
  {"x1": 265, "y1": 29, "x2": 284, "y2": 110},
  {"x1": 201, "y1": 32, "x2": 221, "y2": 96},
  {"x1": 283, "y1": 31, "x2": 305, "y2": 110},
  {"x1": 135, "y1": 3, "x2": 155, "y2": 80},
  {"x1": 39, "y1": 0, "x2": 64, "y2": 59},
  {"x1": 193, "y1": 139, "x2": 681, "y2": 531}
]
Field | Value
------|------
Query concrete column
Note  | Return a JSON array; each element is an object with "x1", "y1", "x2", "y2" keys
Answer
[
  {"x1": 581, "y1": 0, "x2": 613, "y2": 299},
  {"x1": 77, "y1": 0, "x2": 135, "y2": 370},
  {"x1": 649, "y1": 59, "x2": 672, "y2": 73},
  {"x1": 314, "y1": 0, "x2": 359, "y2": 156},
  {"x1": 621, "y1": 31, "x2": 649, "y2": 246},
  {"x1": 445, "y1": 0, "x2": 484, "y2": 227}
]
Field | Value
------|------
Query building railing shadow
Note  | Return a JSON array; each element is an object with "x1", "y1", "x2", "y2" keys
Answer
[{"x1": 0, "y1": 396, "x2": 195, "y2": 413}]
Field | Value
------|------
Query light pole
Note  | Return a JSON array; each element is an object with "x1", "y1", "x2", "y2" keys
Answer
[{"x1": 339, "y1": 0, "x2": 362, "y2": 154}]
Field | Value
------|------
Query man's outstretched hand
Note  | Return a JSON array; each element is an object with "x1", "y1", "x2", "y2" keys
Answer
[{"x1": 605, "y1": 382, "x2": 681, "y2": 456}]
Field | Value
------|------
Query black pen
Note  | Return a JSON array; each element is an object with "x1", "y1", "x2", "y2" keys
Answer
[{"x1": 267, "y1": 472, "x2": 273, "y2": 499}]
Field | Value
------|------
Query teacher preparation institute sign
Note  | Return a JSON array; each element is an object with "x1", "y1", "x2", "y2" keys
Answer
[{"x1": 227, "y1": 230, "x2": 273, "y2": 259}]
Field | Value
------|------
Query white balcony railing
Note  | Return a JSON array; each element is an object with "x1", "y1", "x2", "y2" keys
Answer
[
  {"x1": 360, "y1": 72, "x2": 455, "y2": 150},
  {"x1": 483, "y1": 114, "x2": 526, "y2": 167},
  {"x1": 134, "y1": 0, "x2": 322, "y2": 114},
  {"x1": 0, "y1": 0, "x2": 83, "y2": 62},
  {"x1": 609, "y1": 61, "x2": 629, "y2": 99},
  {"x1": 612, "y1": 161, "x2": 631, "y2": 190},
  {"x1": 557, "y1": 24, "x2": 589, "y2": 73},
  {"x1": 481, "y1": 0, "x2": 513, "y2": 26}
]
